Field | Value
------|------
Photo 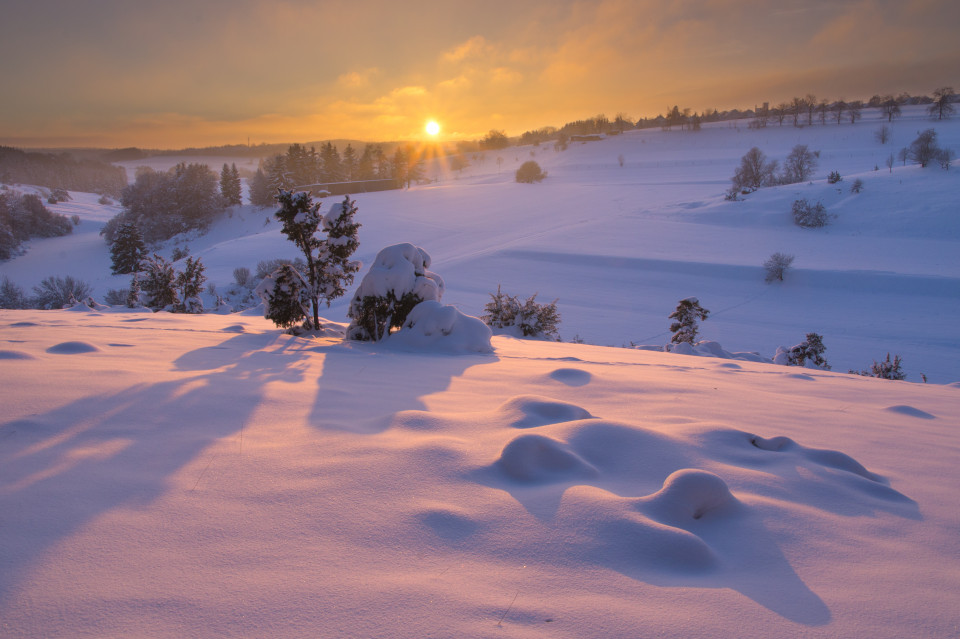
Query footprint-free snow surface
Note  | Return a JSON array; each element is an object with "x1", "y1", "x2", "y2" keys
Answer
[{"x1": 1, "y1": 311, "x2": 957, "y2": 638}]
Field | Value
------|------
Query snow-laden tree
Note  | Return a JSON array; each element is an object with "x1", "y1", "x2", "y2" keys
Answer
[
  {"x1": 273, "y1": 190, "x2": 361, "y2": 331},
  {"x1": 140, "y1": 254, "x2": 178, "y2": 310},
  {"x1": 482, "y1": 285, "x2": 561, "y2": 339},
  {"x1": 774, "y1": 333, "x2": 830, "y2": 370},
  {"x1": 174, "y1": 256, "x2": 206, "y2": 313},
  {"x1": 347, "y1": 243, "x2": 444, "y2": 341},
  {"x1": 669, "y1": 297, "x2": 709, "y2": 344},
  {"x1": 255, "y1": 263, "x2": 310, "y2": 328},
  {"x1": 110, "y1": 222, "x2": 147, "y2": 274}
]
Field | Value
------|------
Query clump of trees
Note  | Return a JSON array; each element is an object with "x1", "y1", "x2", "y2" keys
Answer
[
  {"x1": 137, "y1": 253, "x2": 207, "y2": 313},
  {"x1": 792, "y1": 199, "x2": 830, "y2": 228},
  {"x1": 103, "y1": 163, "x2": 224, "y2": 244},
  {"x1": 482, "y1": 285, "x2": 561, "y2": 339},
  {"x1": 262, "y1": 191, "x2": 361, "y2": 331},
  {"x1": 669, "y1": 298, "x2": 709, "y2": 344},
  {"x1": 219, "y1": 163, "x2": 242, "y2": 206},
  {"x1": 0, "y1": 190, "x2": 73, "y2": 260},
  {"x1": 729, "y1": 145, "x2": 819, "y2": 196},
  {"x1": 515, "y1": 161, "x2": 547, "y2": 183},
  {"x1": 904, "y1": 129, "x2": 954, "y2": 169},
  {"x1": 31, "y1": 276, "x2": 93, "y2": 309}
]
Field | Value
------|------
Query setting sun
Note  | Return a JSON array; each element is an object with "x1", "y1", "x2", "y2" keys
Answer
[{"x1": 425, "y1": 120, "x2": 440, "y2": 136}]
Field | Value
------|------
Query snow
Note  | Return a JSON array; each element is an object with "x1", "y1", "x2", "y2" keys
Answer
[{"x1": 1, "y1": 105, "x2": 960, "y2": 636}]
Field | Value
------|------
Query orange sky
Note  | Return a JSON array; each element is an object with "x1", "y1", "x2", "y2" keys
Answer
[{"x1": 2, "y1": 0, "x2": 958, "y2": 149}]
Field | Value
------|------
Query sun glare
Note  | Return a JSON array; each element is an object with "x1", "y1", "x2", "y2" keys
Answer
[{"x1": 425, "y1": 120, "x2": 440, "y2": 136}]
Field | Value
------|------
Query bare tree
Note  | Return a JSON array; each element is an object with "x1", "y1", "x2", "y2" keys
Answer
[
  {"x1": 847, "y1": 101, "x2": 862, "y2": 124},
  {"x1": 782, "y1": 144, "x2": 818, "y2": 183},
  {"x1": 791, "y1": 97, "x2": 805, "y2": 126},
  {"x1": 774, "y1": 102, "x2": 789, "y2": 126},
  {"x1": 886, "y1": 153, "x2": 895, "y2": 173},
  {"x1": 875, "y1": 125, "x2": 891, "y2": 144},
  {"x1": 881, "y1": 96, "x2": 902, "y2": 123},
  {"x1": 817, "y1": 99, "x2": 830, "y2": 125},
  {"x1": 834, "y1": 100, "x2": 846, "y2": 125},
  {"x1": 805, "y1": 94, "x2": 817, "y2": 125},
  {"x1": 929, "y1": 87, "x2": 955, "y2": 120},
  {"x1": 763, "y1": 252, "x2": 795, "y2": 283},
  {"x1": 732, "y1": 147, "x2": 778, "y2": 193}
]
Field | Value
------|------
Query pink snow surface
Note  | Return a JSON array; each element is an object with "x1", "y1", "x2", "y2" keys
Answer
[{"x1": 1, "y1": 310, "x2": 957, "y2": 637}]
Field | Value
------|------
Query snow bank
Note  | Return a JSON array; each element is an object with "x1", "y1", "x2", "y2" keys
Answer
[{"x1": 386, "y1": 299, "x2": 492, "y2": 353}]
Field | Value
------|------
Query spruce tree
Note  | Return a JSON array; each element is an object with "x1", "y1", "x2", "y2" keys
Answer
[
  {"x1": 220, "y1": 163, "x2": 242, "y2": 206},
  {"x1": 140, "y1": 254, "x2": 178, "y2": 310},
  {"x1": 175, "y1": 256, "x2": 206, "y2": 313},
  {"x1": 248, "y1": 167, "x2": 274, "y2": 207},
  {"x1": 110, "y1": 222, "x2": 147, "y2": 274},
  {"x1": 669, "y1": 297, "x2": 709, "y2": 344},
  {"x1": 257, "y1": 263, "x2": 309, "y2": 328}
]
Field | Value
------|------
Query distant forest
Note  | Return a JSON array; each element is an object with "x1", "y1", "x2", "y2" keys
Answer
[{"x1": 0, "y1": 146, "x2": 127, "y2": 196}]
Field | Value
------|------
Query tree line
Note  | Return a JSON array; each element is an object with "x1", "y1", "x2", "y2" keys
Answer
[{"x1": 0, "y1": 146, "x2": 127, "y2": 196}]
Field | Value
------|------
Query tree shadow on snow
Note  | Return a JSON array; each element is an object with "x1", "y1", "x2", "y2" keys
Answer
[{"x1": 0, "y1": 331, "x2": 309, "y2": 606}]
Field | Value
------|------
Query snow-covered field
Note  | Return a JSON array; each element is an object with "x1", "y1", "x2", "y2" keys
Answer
[{"x1": 2, "y1": 106, "x2": 959, "y2": 637}]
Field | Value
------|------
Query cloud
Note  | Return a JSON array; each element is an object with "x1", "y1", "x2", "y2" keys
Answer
[{"x1": 337, "y1": 68, "x2": 380, "y2": 89}]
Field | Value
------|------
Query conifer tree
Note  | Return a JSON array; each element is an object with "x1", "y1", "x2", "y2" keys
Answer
[
  {"x1": 256, "y1": 263, "x2": 310, "y2": 328},
  {"x1": 273, "y1": 189, "x2": 361, "y2": 330},
  {"x1": 175, "y1": 256, "x2": 206, "y2": 313},
  {"x1": 248, "y1": 166, "x2": 274, "y2": 207},
  {"x1": 669, "y1": 297, "x2": 709, "y2": 344},
  {"x1": 110, "y1": 222, "x2": 147, "y2": 274},
  {"x1": 140, "y1": 254, "x2": 178, "y2": 310},
  {"x1": 220, "y1": 163, "x2": 242, "y2": 206}
]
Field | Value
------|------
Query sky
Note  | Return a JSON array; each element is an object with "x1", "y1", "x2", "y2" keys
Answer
[{"x1": 2, "y1": 0, "x2": 958, "y2": 149}]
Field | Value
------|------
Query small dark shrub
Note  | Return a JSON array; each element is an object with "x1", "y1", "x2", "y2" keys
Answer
[
  {"x1": 852, "y1": 353, "x2": 906, "y2": 380},
  {"x1": 777, "y1": 332, "x2": 830, "y2": 370},
  {"x1": 32, "y1": 275, "x2": 93, "y2": 309},
  {"x1": 850, "y1": 178, "x2": 864, "y2": 193},
  {"x1": 668, "y1": 297, "x2": 709, "y2": 344},
  {"x1": 482, "y1": 285, "x2": 561, "y2": 339},
  {"x1": 0, "y1": 276, "x2": 29, "y2": 309},
  {"x1": 233, "y1": 266, "x2": 252, "y2": 288},
  {"x1": 827, "y1": 170, "x2": 842, "y2": 184},
  {"x1": 515, "y1": 161, "x2": 547, "y2": 183},
  {"x1": 103, "y1": 288, "x2": 128, "y2": 306},
  {"x1": 763, "y1": 252, "x2": 795, "y2": 283},
  {"x1": 792, "y1": 199, "x2": 829, "y2": 228}
]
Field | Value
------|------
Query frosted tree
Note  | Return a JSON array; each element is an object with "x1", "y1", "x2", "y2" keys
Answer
[
  {"x1": 347, "y1": 243, "x2": 443, "y2": 341},
  {"x1": 775, "y1": 333, "x2": 830, "y2": 370},
  {"x1": 140, "y1": 254, "x2": 178, "y2": 310},
  {"x1": 273, "y1": 190, "x2": 361, "y2": 330},
  {"x1": 255, "y1": 263, "x2": 310, "y2": 328},
  {"x1": 174, "y1": 256, "x2": 206, "y2": 313},
  {"x1": 110, "y1": 222, "x2": 147, "y2": 274},
  {"x1": 669, "y1": 297, "x2": 709, "y2": 344}
]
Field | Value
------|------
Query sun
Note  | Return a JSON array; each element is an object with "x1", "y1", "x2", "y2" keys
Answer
[{"x1": 425, "y1": 120, "x2": 440, "y2": 136}]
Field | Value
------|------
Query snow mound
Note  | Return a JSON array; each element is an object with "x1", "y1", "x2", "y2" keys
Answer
[
  {"x1": 416, "y1": 506, "x2": 482, "y2": 542},
  {"x1": 884, "y1": 405, "x2": 936, "y2": 419},
  {"x1": 387, "y1": 300, "x2": 492, "y2": 353},
  {"x1": 498, "y1": 394, "x2": 593, "y2": 428},
  {"x1": 547, "y1": 367, "x2": 593, "y2": 386},
  {"x1": 353, "y1": 243, "x2": 443, "y2": 302},
  {"x1": 640, "y1": 469, "x2": 738, "y2": 523},
  {"x1": 46, "y1": 341, "x2": 100, "y2": 354},
  {"x1": 663, "y1": 340, "x2": 770, "y2": 362},
  {"x1": 0, "y1": 350, "x2": 34, "y2": 360},
  {"x1": 496, "y1": 433, "x2": 598, "y2": 482}
]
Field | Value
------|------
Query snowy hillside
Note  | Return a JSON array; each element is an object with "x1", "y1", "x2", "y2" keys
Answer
[
  {"x1": 2, "y1": 106, "x2": 958, "y2": 382},
  {"x1": 1, "y1": 310, "x2": 958, "y2": 637}
]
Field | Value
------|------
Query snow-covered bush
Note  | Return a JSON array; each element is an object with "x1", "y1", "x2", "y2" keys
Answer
[
  {"x1": 774, "y1": 333, "x2": 831, "y2": 370},
  {"x1": 32, "y1": 275, "x2": 92, "y2": 309},
  {"x1": 792, "y1": 199, "x2": 829, "y2": 228},
  {"x1": 763, "y1": 252, "x2": 795, "y2": 283},
  {"x1": 103, "y1": 288, "x2": 128, "y2": 306},
  {"x1": 140, "y1": 254, "x2": 178, "y2": 310},
  {"x1": 850, "y1": 178, "x2": 864, "y2": 193},
  {"x1": 483, "y1": 285, "x2": 561, "y2": 339},
  {"x1": 852, "y1": 353, "x2": 906, "y2": 380},
  {"x1": 347, "y1": 243, "x2": 443, "y2": 341},
  {"x1": 174, "y1": 256, "x2": 206, "y2": 314},
  {"x1": 669, "y1": 297, "x2": 709, "y2": 344},
  {"x1": 388, "y1": 300, "x2": 493, "y2": 353},
  {"x1": 515, "y1": 161, "x2": 547, "y2": 183},
  {"x1": 233, "y1": 267, "x2": 252, "y2": 288},
  {"x1": 255, "y1": 263, "x2": 310, "y2": 329}
]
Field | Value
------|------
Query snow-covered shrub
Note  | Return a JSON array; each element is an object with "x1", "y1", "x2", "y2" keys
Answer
[
  {"x1": 32, "y1": 275, "x2": 93, "y2": 309},
  {"x1": 850, "y1": 178, "x2": 864, "y2": 193},
  {"x1": 482, "y1": 285, "x2": 561, "y2": 339},
  {"x1": 669, "y1": 297, "x2": 709, "y2": 344},
  {"x1": 515, "y1": 161, "x2": 547, "y2": 183},
  {"x1": 852, "y1": 353, "x2": 906, "y2": 380},
  {"x1": 47, "y1": 188, "x2": 71, "y2": 204},
  {"x1": 97, "y1": 194, "x2": 113, "y2": 205},
  {"x1": 935, "y1": 148, "x2": 954, "y2": 170},
  {"x1": 388, "y1": 300, "x2": 493, "y2": 353},
  {"x1": 774, "y1": 333, "x2": 830, "y2": 370},
  {"x1": 827, "y1": 170, "x2": 842, "y2": 184},
  {"x1": 0, "y1": 276, "x2": 28, "y2": 309},
  {"x1": 255, "y1": 263, "x2": 310, "y2": 329},
  {"x1": 70, "y1": 215, "x2": 80, "y2": 226},
  {"x1": 763, "y1": 252, "x2": 795, "y2": 283},
  {"x1": 792, "y1": 199, "x2": 829, "y2": 228},
  {"x1": 347, "y1": 243, "x2": 443, "y2": 341},
  {"x1": 256, "y1": 258, "x2": 305, "y2": 281}
]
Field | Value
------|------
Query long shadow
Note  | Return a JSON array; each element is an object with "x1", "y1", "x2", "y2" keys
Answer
[
  {"x1": 305, "y1": 342, "x2": 498, "y2": 433},
  {"x1": 0, "y1": 330, "x2": 307, "y2": 605}
]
